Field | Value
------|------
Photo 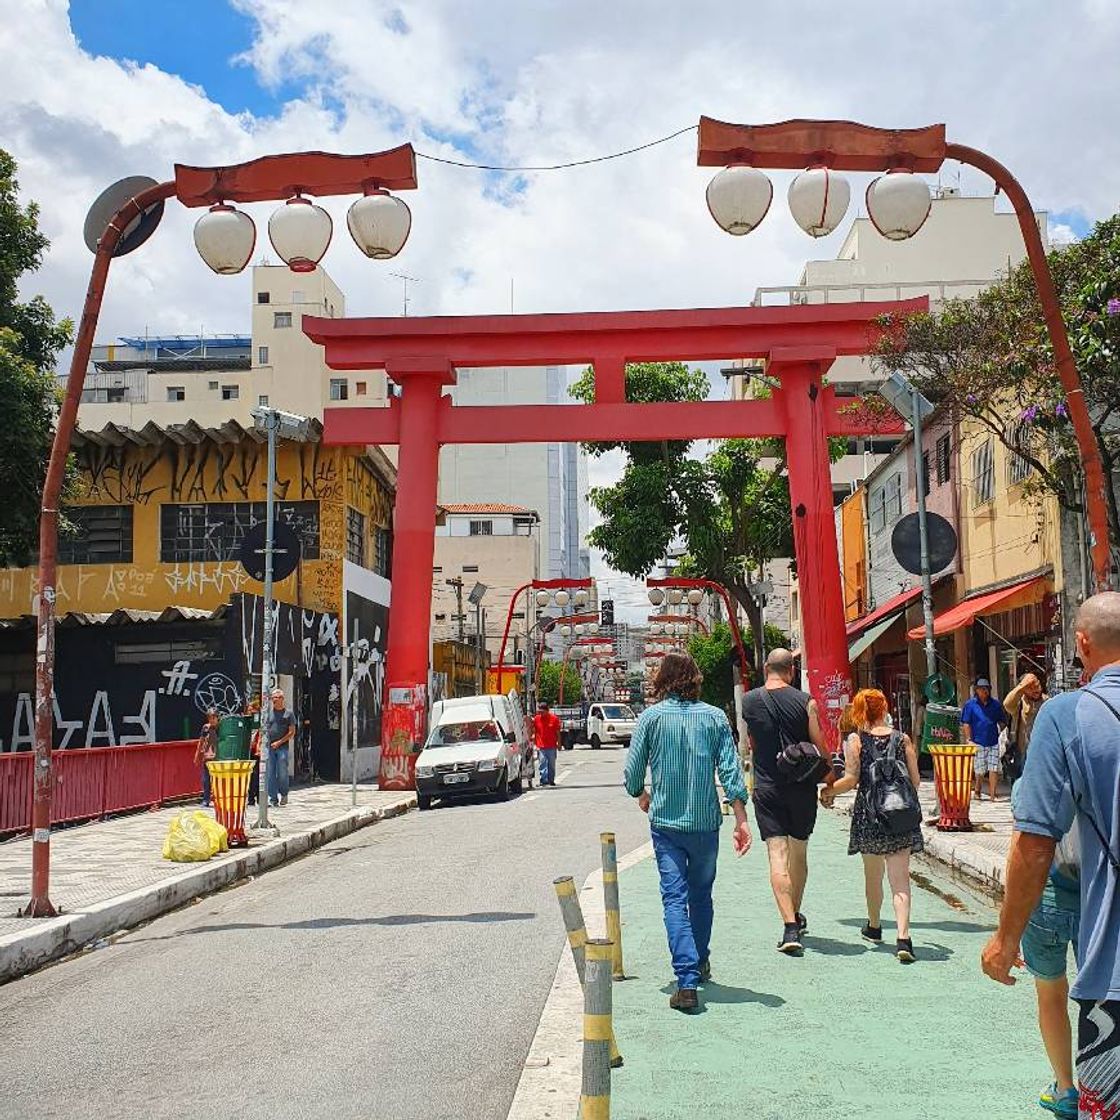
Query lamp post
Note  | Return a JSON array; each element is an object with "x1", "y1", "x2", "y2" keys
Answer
[
  {"x1": 877, "y1": 372, "x2": 937, "y2": 681},
  {"x1": 24, "y1": 145, "x2": 417, "y2": 917},
  {"x1": 250, "y1": 406, "x2": 311, "y2": 831},
  {"x1": 468, "y1": 582, "x2": 488, "y2": 693},
  {"x1": 697, "y1": 115, "x2": 1114, "y2": 592},
  {"x1": 647, "y1": 578, "x2": 750, "y2": 684},
  {"x1": 494, "y1": 577, "x2": 594, "y2": 694},
  {"x1": 648, "y1": 613, "x2": 709, "y2": 636}
]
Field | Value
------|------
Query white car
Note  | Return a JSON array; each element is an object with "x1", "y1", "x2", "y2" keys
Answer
[
  {"x1": 414, "y1": 694, "x2": 529, "y2": 810},
  {"x1": 586, "y1": 703, "x2": 637, "y2": 749}
]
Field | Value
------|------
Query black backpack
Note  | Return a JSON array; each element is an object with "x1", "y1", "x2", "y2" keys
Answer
[{"x1": 865, "y1": 731, "x2": 922, "y2": 835}]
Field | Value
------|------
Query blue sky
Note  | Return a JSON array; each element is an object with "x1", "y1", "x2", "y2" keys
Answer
[{"x1": 69, "y1": 0, "x2": 294, "y2": 116}]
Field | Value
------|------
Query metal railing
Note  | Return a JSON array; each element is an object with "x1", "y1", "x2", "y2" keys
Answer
[
  {"x1": 0, "y1": 740, "x2": 199, "y2": 837},
  {"x1": 752, "y1": 279, "x2": 995, "y2": 307}
]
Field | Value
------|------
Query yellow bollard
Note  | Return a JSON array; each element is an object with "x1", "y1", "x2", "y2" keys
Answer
[
  {"x1": 600, "y1": 832, "x2": 625, "y2": 980},
  {"x1": 580, "y1": 939, "x2": 613, "y2": 1120},
  {"x1": 554, "y1": 876, "x2": 622, "y2": 1069}
]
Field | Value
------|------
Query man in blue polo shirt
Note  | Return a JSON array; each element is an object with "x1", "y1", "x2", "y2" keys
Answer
[
  {"x1": 983, "y1": 592, "x2": 1120, "y2": 1120},
  {"x1": 962, "y1": 677, "x2": 1008, "y2": 802}
]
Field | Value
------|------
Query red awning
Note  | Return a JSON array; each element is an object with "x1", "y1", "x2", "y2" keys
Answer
[
  {"x1": 907, "y1": 576, "x2": 1045, "y2": 640},
  {"x1": 846, "y1": 586, "x2": 923, "y2": 640}
]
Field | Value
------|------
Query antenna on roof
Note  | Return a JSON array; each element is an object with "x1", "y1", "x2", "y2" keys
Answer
[{"x1": 389, "y1": 272, "x2": 420, "y2": 317}]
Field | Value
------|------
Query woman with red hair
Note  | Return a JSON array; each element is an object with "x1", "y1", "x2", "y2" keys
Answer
[{"x1": 831, "y1": 688, "x2": 923, "y2": 962}]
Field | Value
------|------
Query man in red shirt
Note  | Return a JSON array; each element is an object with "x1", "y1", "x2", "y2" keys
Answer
[{"x1": 532, "y1": 702, "x2": 562, "y2": 787}]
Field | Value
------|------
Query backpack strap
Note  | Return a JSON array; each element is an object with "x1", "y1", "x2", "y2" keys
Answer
[{"x1": 1065, "y1": 689, "x2": 1120, "y2": 874}]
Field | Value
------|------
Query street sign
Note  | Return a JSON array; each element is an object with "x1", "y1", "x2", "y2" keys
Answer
[
  {"x1": 84, "y1": 176, "x2": 165, "y2": 258},
  {"x1": 239, "y1": 521, "x2": 301, "y2": 582},
  {"x1": 890, "y1": 511, "x2": 958, "y2": 576}
]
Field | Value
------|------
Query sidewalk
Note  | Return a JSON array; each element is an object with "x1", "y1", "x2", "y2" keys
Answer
[
  {"x1": 833, "y1": 773, "x2": 1014, "y2": 892},
  {"x1": 610, "y1": 807, "x2": 1042, "y2": 1120},
  {"x1": 0, "y1": 783, "x2": 414, "y2": 983}
]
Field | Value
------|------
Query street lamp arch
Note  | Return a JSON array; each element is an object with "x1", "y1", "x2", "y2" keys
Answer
[{"x1": 193, "y1": 203, "x2": 256, "y2": 275}]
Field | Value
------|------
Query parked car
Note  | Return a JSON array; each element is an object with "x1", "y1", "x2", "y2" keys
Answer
[
  {"x1": 414, "y1": 693, "x2": 532, "y2": 810},
  {"x1": 550, "y1": 701, "x2": 638, "y2": 749}
]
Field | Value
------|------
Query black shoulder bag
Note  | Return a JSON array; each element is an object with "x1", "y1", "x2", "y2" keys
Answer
[{"x1": 760, "y1": 688, "x2": 829, "y2": 785}]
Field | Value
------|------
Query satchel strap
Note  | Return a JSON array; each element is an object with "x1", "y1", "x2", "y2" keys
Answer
[{"x1": 759, "y1": 687, "x2": 793, "y2": 748}]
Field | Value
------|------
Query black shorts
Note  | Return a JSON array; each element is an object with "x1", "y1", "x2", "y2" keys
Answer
[{"x1": 752, "y1": 779, "x2": 819, "y2": 842}]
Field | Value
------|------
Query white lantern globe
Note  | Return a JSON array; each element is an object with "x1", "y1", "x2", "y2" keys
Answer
[
  {"x1": 268, "y1": 195, "x2": 332, "y2": 273},
  {"x1": 686, "y1": 588, "x2": 705, "y2": 605},
  {"x1": 666, "y1": 588, "x2": 684, "y2": 605},
  {"x1": 788, "y1": 167, "x2": 851, "y2": 238},
  {"x1": 706, "y1": 164, "x2": 773, "y2": 236},
  {"x1": 865, "y1": 171, "x2": 932, "y2": 241},
  {"x1": 347, "y1": 189, "x2": 411, "y2": 259},
  {"x1": 573, "y1": 589, "x2": 588, "y2": 607},
  {"x1": 554, "y1": 590, "x2": 570, "y2": 607},
  {"x1": 193, "y1": 204, "x2": 255, "y2": 275},
  {"x1": 647, "y1": 588, "x2": 665, "y2": 606},
  {"x1": 535, "y1": 590, "x2": 551, "y2": 607}
]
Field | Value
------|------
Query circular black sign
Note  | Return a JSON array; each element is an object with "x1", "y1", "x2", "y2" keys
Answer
[
  {"x1": 84, "y1": 176, "x2": 165, "y2": 258},
  {"x1": 890, "y1": 511, "x2": 958, "y2": 576},
  {"x1": 239, "y1": 521, "x2": 302, "y2": 583}
]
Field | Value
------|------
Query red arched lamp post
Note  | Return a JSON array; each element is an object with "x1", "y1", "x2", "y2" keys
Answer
[
  {"x1": 647, "y1": 578, "x2": 750, "y2": 684},
  {"x1": 25, "y1": 145, "x2": 418, "y2": 918}
]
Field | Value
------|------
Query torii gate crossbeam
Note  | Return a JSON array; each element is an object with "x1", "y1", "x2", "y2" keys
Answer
[{"x1": 307, "y1": 298, "x2": 923, "y2": 789}]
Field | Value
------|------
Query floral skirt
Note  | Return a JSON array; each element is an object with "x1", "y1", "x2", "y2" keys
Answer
[{"x1": 848, "y1": 792, "x2": 924, "y2": 856}]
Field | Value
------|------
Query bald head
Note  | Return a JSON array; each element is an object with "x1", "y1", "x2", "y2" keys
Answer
[
  {"x1": 1076, "y1": 592, "x2": 1120, "y2": 676},
  {"x1": 766, "y1": 648, "x2": 795, "y2": 682}
]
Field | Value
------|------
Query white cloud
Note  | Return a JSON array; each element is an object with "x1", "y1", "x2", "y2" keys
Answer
[{"x1": 2, "y1": 0, "x2": 1119, "y2": 624}]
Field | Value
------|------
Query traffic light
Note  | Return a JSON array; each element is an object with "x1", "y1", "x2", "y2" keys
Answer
[{"x1": 601, "y1": 599, "x2": 614, "y2": 627}]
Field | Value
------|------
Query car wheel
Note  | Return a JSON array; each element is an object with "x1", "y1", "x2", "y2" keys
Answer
[
  {"x1": 417, "y1": 794, "x2": 432, "y2": 811},
  {"x1": 591, "y1": 734, "x2": 602, "y2": 750},
  {"x1": 511, "y1": 770, "x2": 524, "y2": 794},
  {"x1": 496, "y1": 767, "x2": 511, "y2": 801}
]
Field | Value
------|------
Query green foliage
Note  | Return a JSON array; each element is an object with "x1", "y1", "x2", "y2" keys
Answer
[
  {"x1": 686, "y1": 621, "x2": 789, "y2": 710},
  {"x1": 873, "y1": 212, "x2": 1120, "y2": 541},
  {"x1": 536, "y1": 659, "x2": 583, "y2": 706},
  {"x1": 0, "y1": 150, "x2": 74, "y2": 565}
]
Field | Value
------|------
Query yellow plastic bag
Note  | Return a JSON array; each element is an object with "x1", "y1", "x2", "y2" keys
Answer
[{"x1": 162, "y1": 810, "x2": 229, "y2": 862}]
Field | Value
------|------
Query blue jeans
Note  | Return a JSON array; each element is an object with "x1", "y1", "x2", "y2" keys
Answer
[
  {"x1": 539, "y1": 748, "x2": 557, "y2": 785},
  {"x1": 267, "y1": 746, "x2": 290, "y2": 804},
  {"x1": 651, "y1": 826, "x2": 720, "y2": 990},
  {"x1": 200, "y1": 764, "x2": 211, "y2": 806}
]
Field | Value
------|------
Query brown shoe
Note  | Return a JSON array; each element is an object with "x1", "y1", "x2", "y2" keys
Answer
[{"x1": 669, "y1": 987, "x2": 699, "y2": 1013}]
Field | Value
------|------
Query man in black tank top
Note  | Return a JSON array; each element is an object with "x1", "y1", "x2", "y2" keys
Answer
[{"x1": 741, "y1": 648, "x2": 832, "y2": 955}]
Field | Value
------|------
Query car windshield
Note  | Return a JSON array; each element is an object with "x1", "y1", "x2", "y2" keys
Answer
[
  {"x1": 600, "y1": 705, "x2": 635, "y2": 720},
  {"x1": 426, "y1": 720, "x2": 502, "y2": 747}
]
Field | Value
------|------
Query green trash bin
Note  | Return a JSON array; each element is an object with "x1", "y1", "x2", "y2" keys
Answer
[
  {"x1": 920, "y1": 674, "x2": 960, "y2": 755},
  {"x1": 217, "y1": 715, "x2": 251, "y2": 760}
]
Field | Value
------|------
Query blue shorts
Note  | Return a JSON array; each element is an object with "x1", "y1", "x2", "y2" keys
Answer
[{"x1": 1022, "y1": 885, "x2": 1079, "y2": 981}]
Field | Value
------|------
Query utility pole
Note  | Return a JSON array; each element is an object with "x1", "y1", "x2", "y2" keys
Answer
[{"x1": 445, "y1": 577, "x2": 465, "y2": 642}]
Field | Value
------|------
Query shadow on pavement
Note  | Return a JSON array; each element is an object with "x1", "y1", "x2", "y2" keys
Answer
[
  {"x1": 657, "y1": 981, "x2": 786, "y2": 1008},
  {"x1": 836, "y1": 916, "x2": 990, "y2": 934},
  {"x1": 800, "y1": 935, "x2": 870, "y2": 957},
  {"x1": 132, "y1": 911, "x2": 535, "y2": 940}
]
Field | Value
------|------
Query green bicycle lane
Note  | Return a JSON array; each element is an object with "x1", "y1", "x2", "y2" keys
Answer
[{"x1": 612, "y1": 807, "x2": 1045, "y2": 1120}]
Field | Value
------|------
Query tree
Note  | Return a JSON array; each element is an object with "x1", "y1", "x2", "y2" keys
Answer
[
  {"x1": 0, "y1": 150, "x2": 74, "y2": 565},
  {"x1": 873, "y1": 213, "x2": 1120, "y2": 543},
  {"x1": 686, "y1": 620, "x2": 790, "y2": 711},
  {"x1": 536, "y1": 659, "x2": 582, "y2": 706},
  {"x1": 570, "y1": 361, "x2": 797, "y2": 673}
]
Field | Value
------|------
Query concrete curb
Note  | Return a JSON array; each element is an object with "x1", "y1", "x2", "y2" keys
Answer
[
  {"x1": 507, "y1": 840, "x2": 653, "y2": 1120},
  {"x1": 0, "y1": 794, "x2": 415, "y2": 985}
]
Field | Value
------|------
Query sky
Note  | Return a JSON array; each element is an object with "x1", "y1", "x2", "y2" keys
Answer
[{"x1": 3, "y1": 0, "x2": 1119, "y2": 624}]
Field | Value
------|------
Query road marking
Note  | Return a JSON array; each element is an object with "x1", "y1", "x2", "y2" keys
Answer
[
  {"x1": 523, "y1": 794, "x2": 540, "y2": 803},
  {"x1": 554, "y1": 764, "x2": 583, "y2": 786}
]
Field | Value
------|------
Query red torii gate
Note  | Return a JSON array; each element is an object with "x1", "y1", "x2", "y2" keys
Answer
[{"x1": 308, "y1": 298, "x2": 920, "y2": 788}]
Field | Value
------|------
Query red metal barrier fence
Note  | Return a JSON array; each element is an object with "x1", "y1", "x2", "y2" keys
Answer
[{"x1": 0, "y1": 741, "x2": 200, "y2": 836}]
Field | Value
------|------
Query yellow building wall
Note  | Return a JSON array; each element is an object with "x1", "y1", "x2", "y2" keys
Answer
[
  {"x1": 840, "y1": 489, "x2": 868, "y2": 621},
  {"x1": 958, "y1": 416, "x2": 1064, "y2": 594},
  {"x1": 0, "y1": 438, "x2": 393, "y2": 620}
]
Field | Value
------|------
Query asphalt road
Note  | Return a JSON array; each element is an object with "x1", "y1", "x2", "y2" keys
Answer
[{"x1": 1, "y1": 747, "x2": 649, "y2": 1120}]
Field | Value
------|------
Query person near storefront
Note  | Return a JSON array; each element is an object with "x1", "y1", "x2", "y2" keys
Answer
[{"x1": 961, "y1": 678, "x2": 1008, "y2": 801}]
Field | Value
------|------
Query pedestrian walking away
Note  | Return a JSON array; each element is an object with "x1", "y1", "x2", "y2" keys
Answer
[
  {"x1": 1003, "y1": 671, "x2": 1049, "y2": 783},
  {"x1": 828, "y1": 688, "x2": 923, "y2": 963},
  {"x1": 266, "y1": 688, "x2": 296, "y2": 807},
  {"x1": 983, "y1": 592, "x2": 1120, "y2": 1120},
  {"x1": 961, "y1": 677, "x2": 1008, "y2": 801},
  {"x1": 532, "y1": 701, "x2": 561, "y2": 787},
  {"x1": 624, "y1": 652, "x2": 752, "y2": 1014},
  {"x1": 741, "y1": 647, "x2": 835, "y2": 955},
  {"x1": 195, "y1": 708, "x2": 218, "y2": 807}
]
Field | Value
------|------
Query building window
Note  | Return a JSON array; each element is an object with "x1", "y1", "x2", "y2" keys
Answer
[
  {"x1": 432, "y1": 566, "x2": 443, "y2": 573},
  {"x1": 291, "y1": 290, "x2": 304, "y2": 303},
  {"x1": 936, "y1": 434, "x2": 951, "y2": 485},
  {"x1": 0, "y1": 651, "x2": 33, "y2": 694},
  {"x1": 274, "y1": 311, "x2": 292, "y2": 328},
  {"x1": 257, "y1": 291, "x2": 270, "y2": 304},
  {"x1": 869, "y1": 487, "x2": 886, "y2": 533},
  {"x1": 59, "y1": 505, "x2": 133, "y2": 564},
  {"x1": 258, "y1": 346, "x2": 269, "y2": 365},
  {"x1": 346, "y1": 507, "x2": 366, "y2": 566},
  {"x1": 972, "y1": 439, "x2": 996, "y2": 506},
  {"x1": 160, "y1": 500, "x2": 320, "y2": 562},
  {"x1": 356, "y1": 381, "x2": 367, "y2": 396},
  {"x1": 462, "y1": 565, "x2": 479, "y2": 573},
  {"x1": 106, "y1": 387, "x2": 126, "y2": 403},
  {"x1": 469, "y1": 520, "x2": 493, "y2": 536},
  {"x1": 373, "y1": 526, "x2": 392, "y2": 577},
  {"x1": 884, "y1": 472, "x2": 903, "y2": 520},
  {"x1": 208, "y1": 380, "x2": 219, "y2": 391},
  {"x1": 221, "y1": 385, "x2": 239, "y2": 400},
  {"x1": 258, "y1": 395, "x2": 269, "y2": 407},
  {"x1": 1009, "y1": 448, "x2": 1032, "y2": 485},
  {"x1": 329, "y1": 379, "x2": 349, "y2": 401},
  {"x1": 920, "y1": 451, "x2": 931, "y2": 497},
  {"x1": 167, "y1": 386, "x2": 185, "y2": 402}
]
